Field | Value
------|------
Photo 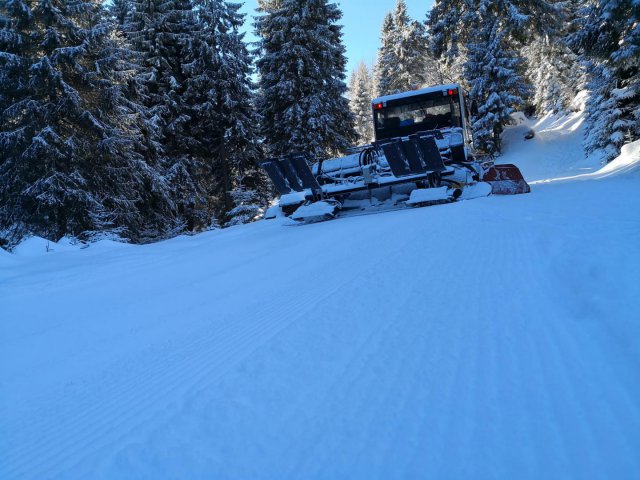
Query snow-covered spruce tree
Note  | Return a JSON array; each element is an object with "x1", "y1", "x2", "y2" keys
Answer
[
  {"x1": 524, "y1": 35, "x2": 578, "y2": 114},
  {"x1": 376, "y1": 0, "x2": 439, "y2": 96},
  {"x1": 464, "y1": 20, "x2": 530, "y2": 155},
  {"x1": 429, "y1": 0, "x2": 559, "y2": 56},
  {"x1": 225, "y1": 176, "x2": 264, "y2": 227},
  {"x1": 376, "y1": 12, "x2": 396, "y2": 95},
  {"x1": 575, "y1": 0, "x2": 639, "y2": 161},
  {"x1": 0, "y1": 0, "x2": 175, "y2": 246},
  {"x1": 187, "y1": 0, "x2": 269, "y2": 225},
  {"x1": 428, "y1": 0, "x2": 465, "y2": 80},
  {"x1": 349, "y1": 61, "x2": 375, "y2": 144},
  {"x1": 109, "y1": 0, "x2": 130, "y2": 28},
  {"x1": 600, "y1": 0, "x2": 638, "y2": 137},
  {"x1": 126, "y1": 0, "x2": 209, "y2": 231},
  {"x1": 428, "y1": 0, "x2": 560, "y2": 90},
  {"x1": 517, "y1": 0, "x2": 585, "y2": 115},
  {"x1": 428, "y1": 0, "x2": 558, "y2": 153},
  {"x1": 582, "y1": 63, "x2": 625, "y2": 159},
  {"x1": 255, "y1": 0, "x2": 356, "y2": 161}
]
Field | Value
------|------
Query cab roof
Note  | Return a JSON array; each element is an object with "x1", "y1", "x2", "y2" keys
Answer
[{"x1": 372, "y1": 83, "x2": 462, "y2": 105}]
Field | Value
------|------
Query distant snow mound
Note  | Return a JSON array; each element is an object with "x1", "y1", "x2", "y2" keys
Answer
[
  {"x1": 598, "y1": 140, "x2": 640, "y2": 177},
  {"x1": 12, "y1": 236, "x2": 56, "y2": 256},
  {"x1": 12, "y1": 236, "x2": 85, "y2": 256}
]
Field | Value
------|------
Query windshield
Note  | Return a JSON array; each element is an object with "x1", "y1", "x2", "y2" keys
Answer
[{"x1": 375, "y1": 95, "x2": 461, "y2": 132}]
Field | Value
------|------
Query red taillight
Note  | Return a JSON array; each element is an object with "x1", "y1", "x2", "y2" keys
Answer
[
  {"x1": 448, "y1": 89, "x2": 458, "y2": 96},
  {"x1": 374, "y1": 102, "x2": 384, "y2": 110}
]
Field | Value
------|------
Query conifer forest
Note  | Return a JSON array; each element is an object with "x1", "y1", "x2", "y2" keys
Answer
[{"x1": 0, "y1": 0, "x2": 638, "y2": 247}]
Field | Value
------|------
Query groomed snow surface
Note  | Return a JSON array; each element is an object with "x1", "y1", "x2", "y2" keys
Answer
[{"x1": 2, "y1": 111, "x2": 640, "y2": 479}]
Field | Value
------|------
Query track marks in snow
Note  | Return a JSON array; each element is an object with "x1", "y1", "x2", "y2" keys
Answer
[{"x1": 2, "y1": 254, "x2": 375, "y2": 479}]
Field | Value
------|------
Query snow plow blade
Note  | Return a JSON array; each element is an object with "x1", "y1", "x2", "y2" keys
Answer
[{"x1": 482, "y1": 164, "x2": 531, "y2": 195}]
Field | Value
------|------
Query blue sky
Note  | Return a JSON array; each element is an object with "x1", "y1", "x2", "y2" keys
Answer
[{"x1": 238, "y1": 0, "x2": 435, "y2": 76}]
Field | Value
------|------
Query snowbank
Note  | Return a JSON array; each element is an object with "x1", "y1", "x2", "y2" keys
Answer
[
  {"x1": 532, "y1": 138, "x2": 640, "y2": 184},
  {"x1": 597, "y1": 139, "x2": 640, "y2": 177},
  {"x1": 9, "y1": 235, "x2": 131, "y2": 257},
  {"x1": 503, "y1": 106, "x2": 639, "y2": 185},
  {"x1": 10, "y1": 236, "x2": 90, "y2": 256},
  {"x1": 11, "y1": 236, "x2": 59, "y2": 256}
]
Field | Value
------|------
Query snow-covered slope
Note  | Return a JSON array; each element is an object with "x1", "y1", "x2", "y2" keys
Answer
[{"x1": 1, "y1": 115, "x2": 639, "y2": 479}]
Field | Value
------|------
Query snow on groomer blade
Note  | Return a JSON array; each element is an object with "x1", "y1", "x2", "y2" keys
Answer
[
  {"x1": 482, "y1": 164, "x2": 532, "y2": 195},
  {"x1": 259, "y1": 83, "x2": 531, "y2": 223}
]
